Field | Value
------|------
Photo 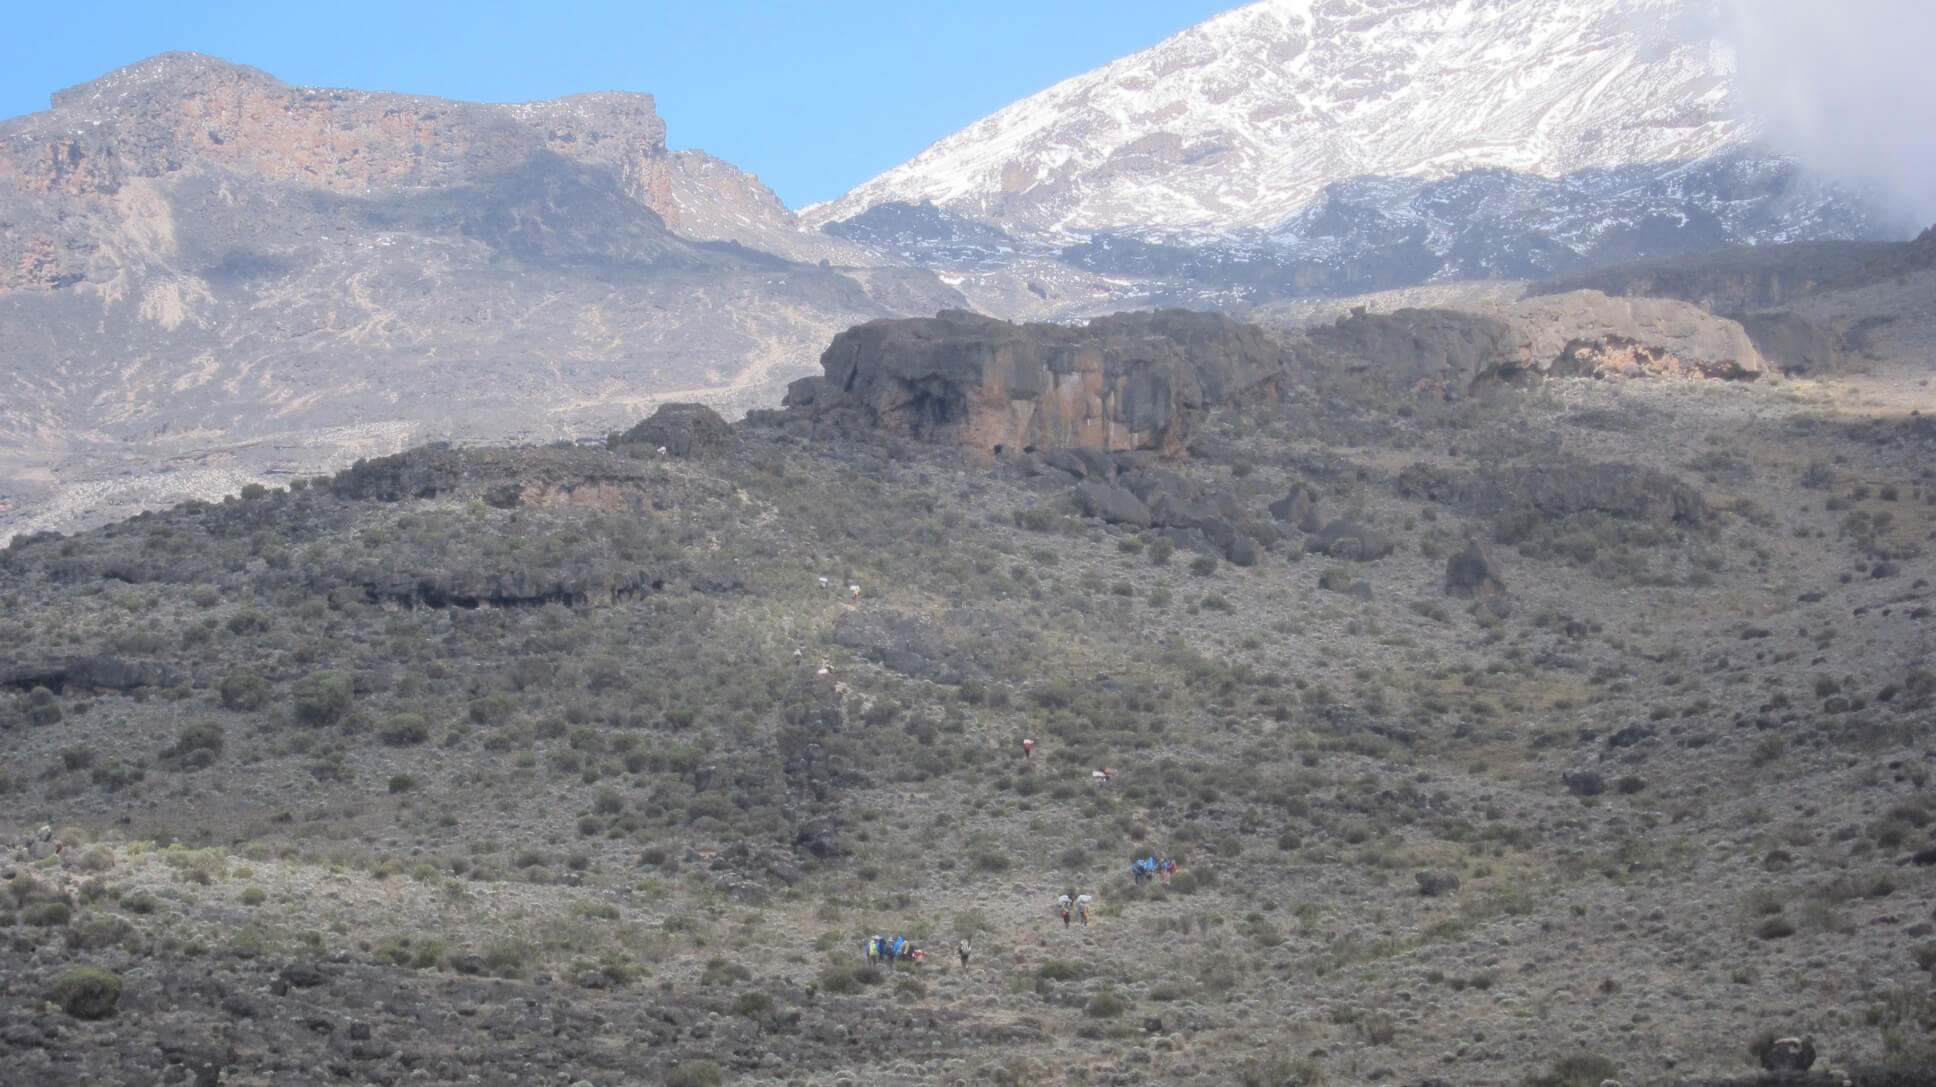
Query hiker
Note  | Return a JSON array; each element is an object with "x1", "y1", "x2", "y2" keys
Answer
[
  {"x1": 911, "y1": 948, "x2": 927, "y2": 965},
  {"x1": 1092, "y1": 768, "x2": 1111, "y2": 786},
  {"x1": 1076, "y1": 894, "x2": 1092, "y2": 925},
  {"x1": 1159, "y1": 857, "x2": 1176, "y2": 882},
  {"x1": 866, "y1": 935, "x2": 882, "y2": 966},
  {"x1": 1057, "y1": 893, "x2": 1073, "y2": 927},
  {"x1": 818, "y1": 576, "x2": 830, "y2": 590},
  {"x1": 957, "y1": 938, "x2": 971, "y2": 969},
  {"x1": 1022, "y1": 738, "x2": 1035, "y2": 760},
  {"x1": 849, "y1": 583, "x2": 861, "y2": 599}
]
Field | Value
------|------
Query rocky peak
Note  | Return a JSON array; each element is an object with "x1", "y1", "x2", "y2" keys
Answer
[{"x1": 3, "y1": 52, "x2": 675, "y2": 222}]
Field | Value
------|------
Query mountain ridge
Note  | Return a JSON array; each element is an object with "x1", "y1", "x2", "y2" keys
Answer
[{"x1": 806, "y1": 0, "x2": 1750, "y2": 239}]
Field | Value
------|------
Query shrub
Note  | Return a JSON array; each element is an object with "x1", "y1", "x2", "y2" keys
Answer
[
  {"x1": 1084, "y1": 988, "x2": 1128, "y2": 1018},
  {"x1": 292, "y1": 670, "x2": 354, "y2": 726},
  {"x1": 1521, "y1": 1053, "x2": 1618, "y2": 1087},
  {"x1": 482, "y1": 940, "x2": 533, "y2": 978},
  {"x1": 220, "y1": 668, "x2": 271, "y2": 712},
  {"x1": 51, "y1": 965, "x2": 122, "y2": 1019},
  {"x1": 1035, "y1": 960, "x2": 1084, "y2": 982},
  {"x1": 24, "y1": 900, "x2": 72, "y2": 927},
  {"x1": 665, "y1": 1060, "x2": 723, "y2": 1087},
  {"x1": 380, "y1": 713, "x2": 430, "y2": 746},
  {"x1": 239, "y1": 886, "x2": 267, "y2": 906}
]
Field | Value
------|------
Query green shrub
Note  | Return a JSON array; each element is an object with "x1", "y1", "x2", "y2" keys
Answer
[
  {"x1": 380, "y1": 713, "x2": 430, "y2": 746},
  {"x1": 1084, "y1": 988, "x2": 1128, "y2": 1018},
  {"x1": 24, "y1": 900, "x2": 72, "y2": 927},
  {"x1": 51, "y1": 965, "x2": 122, "y2": 1019},
  {"x1": 239, "y1": 886, "x2": 267, "y2": 906},
  {"x1": 732, "y1": 990, "x2": 773, "y2": 1016},
  {"x1": 665, "y1": 1059, "x2": 722, "y2": 1087},
  {"x1": 220, "y1": 668, "x2": 271, "y2": 711},
  {"x1": 292, "y1": 669, "x2": 354, "y2": 726},
  {"x1": 1035, "y1": 960, "x2": 1084, "y2": 982}
]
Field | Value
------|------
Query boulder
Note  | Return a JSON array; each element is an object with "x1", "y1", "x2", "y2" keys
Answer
[
  {"x1": 1071, "y1": 482, "x2": 1152, "y2": 527},
  {"x1": 1225, "y1": 536, "x2": 1260, "y2": 567},
  {"x1": 615, "y1": 402, "x2": 734, "y2": 457},
  {"x1": 1759, "y1": 1036, "x2": 1816, "y2": 1073},
  {"x1": 1269, "y1": 486, "x2": 1317, "y2": 527},
  {"x1": 1562, "y1": 770, "x2": 1605, "y2": 797},
  {"x1": 1305, "y1": 519, "x2": 1395, "y2": 561},
  {"x1": 1444, "y1": 540, "x2": 1505, "y2": 599},
  {"x1": 1606, "y1": 726, "x2": 1654, "y2": 748}
]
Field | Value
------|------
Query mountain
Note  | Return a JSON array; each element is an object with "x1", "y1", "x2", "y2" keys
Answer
[
  {"x1": 809, "y1": 0, "x2": 1902, "y2": 300},
  {"x1": 0, "y1": 54, "x2": 958, "y2": 539}
]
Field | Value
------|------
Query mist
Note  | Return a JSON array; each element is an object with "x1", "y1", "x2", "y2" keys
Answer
[{"x1": 1713, "y1": 0, "x2": 1936, "y2": 231}]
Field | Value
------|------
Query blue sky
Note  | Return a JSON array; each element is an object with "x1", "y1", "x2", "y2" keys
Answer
[{"x1": 0, "y1": 1, "x2": 1237, "y2": 208}]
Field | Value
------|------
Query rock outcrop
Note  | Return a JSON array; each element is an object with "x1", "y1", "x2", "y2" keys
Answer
[
  {"x1": 785, "y1": 309, "x2": 1294, "y2": 455},
  {"x1": 615, "y1": 403, "x2": 734, "y2": 458},
  {"x1": 1494, "y1": 291, "x2": 1768, "y2": 382}
]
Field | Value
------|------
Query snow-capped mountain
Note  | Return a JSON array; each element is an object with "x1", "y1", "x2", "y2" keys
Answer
[{"x1": 807, "y1": 0, "x2": 1751, "y2": 241}]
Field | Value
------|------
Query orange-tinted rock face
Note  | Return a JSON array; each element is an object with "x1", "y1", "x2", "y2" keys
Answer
[
  {"x1": 0, "y1": 53, "x2": 677, "y2": 225},
  {"x1": 795, "y1": 309, "x2": 1292, "y2": 456}
]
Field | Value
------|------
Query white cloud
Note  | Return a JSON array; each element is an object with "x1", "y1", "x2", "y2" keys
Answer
[{"x1": 1713, "y1": 0, "x2": 1936, "y2": 227}]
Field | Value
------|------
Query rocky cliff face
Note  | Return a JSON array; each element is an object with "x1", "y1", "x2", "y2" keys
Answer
[
  {"x1": 781, "y1": 293, "x2": 1783, "y2": 460},
  {"x1": 0, "y1": 53, "x2": 686, "y2": 292},
  {"x1": 783, "y1": 309, "x2": 1294, "y2": 455},
  {"x1": 0, "y1": 53, "x2": 967, "y2": 542}
]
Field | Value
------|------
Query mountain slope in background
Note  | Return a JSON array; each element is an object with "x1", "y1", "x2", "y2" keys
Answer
[
  {"x1": 810, "y1": 0, "x2": 1902, "y2": 301},
  {"x1": 0, "y1": 54, "x2": 958, "y2": 538}
]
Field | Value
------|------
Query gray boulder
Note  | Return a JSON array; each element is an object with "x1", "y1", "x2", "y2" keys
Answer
[
  {"x1": 1071, "y1": 482, "x2": 1152, "y2": 527},
  {"x1": 1305, "y1": 519, "x2": 1395, "y2": 561},
  {"x1": 1562, "y1": 770, "x2": 1605, "y2": 797}
]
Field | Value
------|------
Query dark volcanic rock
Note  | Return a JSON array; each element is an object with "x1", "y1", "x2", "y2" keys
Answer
[
  {"x1": 1305, "y1": 519, "x2": 1395, "y2": 561},
  {"x1": 1071, "y1": 482, "x2": 1152, "y2": 527},
  {"x1": 1443, "y1": 540, "x2": 1506, "y2": 600},
  {"x1": 788, "y1": 308, "x2": 1295, "y2": 455},
  {"x1": 1760, "y1": 1036, "x2": 1817, "y2": 1072},
  {"x1": 1562, "y1": 770, "x2": 1605, "y2": 797},
  {"x1": 616, "y1": 403, "x2": 734, "y2": 457}
]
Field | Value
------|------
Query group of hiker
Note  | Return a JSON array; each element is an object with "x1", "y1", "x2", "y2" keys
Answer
[
  {"x1": 1055, "y1": 892, "x2": 1094, "y2": 926},
  {"x1": 866, "y1": 934, "x2": 972, "y2": 970},
  {"x1": 1130, "y1": 856, "x2": 1177, "y2": 885}
]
